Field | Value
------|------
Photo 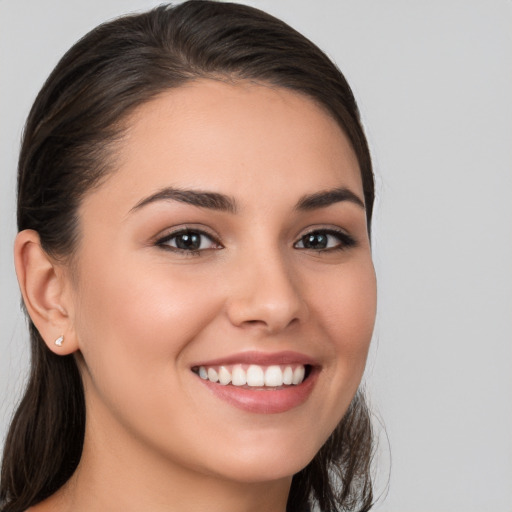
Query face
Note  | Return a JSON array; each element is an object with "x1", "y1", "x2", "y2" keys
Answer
[{"x1": 68, "y1": 80, "x2": 376, "y2": 484}]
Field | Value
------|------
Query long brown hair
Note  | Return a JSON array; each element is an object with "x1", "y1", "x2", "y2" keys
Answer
[{"x1": 1, "y1": 2, "x2": 375, "y2": 511}]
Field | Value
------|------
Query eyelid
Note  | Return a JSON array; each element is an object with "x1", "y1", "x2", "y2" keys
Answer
[
  {"x1": 154, "y1": 225, "x2": 223, "y2": 252},
  {"x1": 293, "y1": 225, "x2": 357, "y2": 250}
]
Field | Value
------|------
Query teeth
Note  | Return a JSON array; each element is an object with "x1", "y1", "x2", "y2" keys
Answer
[
  {"x1": 218, "y1": 366, "x2": 231, "y2": 385},
  {"x1": 232, "y1": 365, "x2": 247, "y2": 386},
  {"x1": 207, "y1": 367, "x2": 219, "y2": 383},
  {"x1": 264, "y1": 366, "x2": 283, "y2": 387},
  {"x1": 246, "y1": 365, "x2": 265, "y2": 387},
  {"x1": 292, "y1": 366, "x2": 305, "y2": 385},
  {"x1": 196, "y1": 364, "x2": 307, "y2": 387}
]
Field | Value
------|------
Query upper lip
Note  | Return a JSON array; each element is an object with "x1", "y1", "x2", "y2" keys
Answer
[{"x1": 191, "y1": 350, "x2": 319, "y2": 368}]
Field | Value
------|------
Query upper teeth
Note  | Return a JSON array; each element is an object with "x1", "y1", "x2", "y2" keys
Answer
[{"x1": 196, "y1": 364, "x2": 306, "y2": 387}]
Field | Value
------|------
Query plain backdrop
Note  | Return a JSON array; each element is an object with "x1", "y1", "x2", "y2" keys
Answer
[{"x1": 1, "y1": 1, "x2": 511, "y2": 511}]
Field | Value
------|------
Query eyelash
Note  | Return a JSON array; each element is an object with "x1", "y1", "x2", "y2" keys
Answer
[
  {"x1": 155, "y1": 228, "x2": 222, "y2": 256},
  {"x1": 155, "y1": 227, "x2": 356, "y2": 255},
  {"x1": 294, "y1": 228, "x2": 357, "y2": 252}
]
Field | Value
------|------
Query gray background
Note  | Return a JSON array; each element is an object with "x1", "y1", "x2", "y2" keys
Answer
[{"x1": 1, "y1": 1, "x2": 511, "y2": 510}]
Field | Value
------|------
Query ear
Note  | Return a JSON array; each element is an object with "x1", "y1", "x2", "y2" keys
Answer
[{"x1": 14, "y1": 229, "x2": 79, "y2": 355}]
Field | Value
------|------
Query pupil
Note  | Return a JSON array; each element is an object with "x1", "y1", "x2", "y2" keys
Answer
[
  {"x1": 304, "y1": 233, "x2": 327, "y2": 249},
  {"x1": 176, "y1": 233, "x2": 200, "y2": 250}
]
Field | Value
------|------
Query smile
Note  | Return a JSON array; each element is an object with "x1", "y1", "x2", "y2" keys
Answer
[
  {"x1": 193, "y1": 364, "x2": 307, "y2": 388},
  {"x1": 191, "y1": 352, "x2": 319, "y2": 414}
]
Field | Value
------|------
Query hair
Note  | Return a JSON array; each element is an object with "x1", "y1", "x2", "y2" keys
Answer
[{"x1": 1, "y1": 2, "x2": 375, "y2": 511}]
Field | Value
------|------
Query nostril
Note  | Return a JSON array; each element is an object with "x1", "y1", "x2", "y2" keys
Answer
[
  {"x1": 226, "y1": 283, "x2": 307, "y2": 333},
  {"x1": 240, "y1": 316, "x2": 299, "y2": 333}
]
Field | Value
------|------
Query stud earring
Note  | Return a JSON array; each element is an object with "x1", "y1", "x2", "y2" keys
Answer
[{"x1": 54, "y1": 335, "x2": 64, "y2": 347}]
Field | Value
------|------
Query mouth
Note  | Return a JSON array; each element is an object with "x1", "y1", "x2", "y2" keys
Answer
[
  {"x1": 191, "y1": 363, "x2": 312, "y2": 389},
  {"x1": 190, "y1": 352, "x2": 319, "y2": 414}
]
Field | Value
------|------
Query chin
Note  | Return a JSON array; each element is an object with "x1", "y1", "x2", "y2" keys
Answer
[{"x1": 200, "y1": 434, "x2": 322, "y2": 484}]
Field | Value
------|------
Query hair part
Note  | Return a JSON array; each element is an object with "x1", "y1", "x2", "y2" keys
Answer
[{"x1": 1, "y1": 2, "x2": 375, "y2": 511}]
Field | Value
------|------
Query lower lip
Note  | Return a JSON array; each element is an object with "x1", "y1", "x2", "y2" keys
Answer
[{"x1": 196, "y1": 370, "x2": 318, "y2": 414}]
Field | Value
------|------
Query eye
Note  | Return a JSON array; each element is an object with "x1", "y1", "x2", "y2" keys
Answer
[
  {"x1": 156, "y1": 229, "x2": 222, "y2": 253},
  {"x1": 294, "y1": 229, "x2": 356, "y2": 251}
]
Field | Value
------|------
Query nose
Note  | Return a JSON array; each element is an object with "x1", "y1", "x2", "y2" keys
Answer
[{"x1": 226, "y1": 251, "x2": 308, "y2": 334}]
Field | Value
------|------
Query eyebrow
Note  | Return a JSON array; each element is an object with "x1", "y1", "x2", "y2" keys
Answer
[
  {"x1": 295, "y1": 187, "x2": 365, "y2": 211},
  {"x1": 129, "y1": 185, "x2": 364, "y2": 215},
  {"x1": 130, "y1": 187, "x2": 237, "y2": 214}
]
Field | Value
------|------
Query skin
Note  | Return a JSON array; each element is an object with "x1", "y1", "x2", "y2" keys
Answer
[{"x1": 17, "y1": 80, "x2": 377, "y2": 512}]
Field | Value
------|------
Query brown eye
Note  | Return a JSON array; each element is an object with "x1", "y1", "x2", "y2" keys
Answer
[
  {"x1": 300, "y1": 233, "x2": 329, "y2": 249},
  {"x1": 157, "y1": 229, "x2": 221, "y2": 253},
  {"x1": 173, "y1": 232, "x2": 202, "y2": 250},
  {"x1": 294, "y1": 229, "x2": 356, "y2": 251}
]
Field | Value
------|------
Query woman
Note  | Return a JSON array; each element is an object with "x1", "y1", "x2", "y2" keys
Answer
[{"x1": 1, "y1": 2, "x2": 377, "y2": 511}]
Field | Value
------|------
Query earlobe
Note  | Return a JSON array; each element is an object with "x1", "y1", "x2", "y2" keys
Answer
[{"x1": 14, "y1": 229, "x2": 78, "y2": 355}]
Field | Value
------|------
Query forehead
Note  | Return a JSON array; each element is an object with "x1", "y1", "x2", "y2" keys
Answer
[{"x1": 87, "y1": 79, "x2": 363, "y2": 214}]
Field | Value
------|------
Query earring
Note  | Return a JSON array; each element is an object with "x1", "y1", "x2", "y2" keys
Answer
[{"x1": 54, "y1": 335, "x2": 64, "y2": 347}]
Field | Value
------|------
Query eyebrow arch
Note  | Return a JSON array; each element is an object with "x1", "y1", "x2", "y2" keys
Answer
[
  {"x1": 130, "y1": 187, "x2": 237, "y2": 214},
  {"x1": 295, "y1": 187, "x2": 365, "y2": 211}
]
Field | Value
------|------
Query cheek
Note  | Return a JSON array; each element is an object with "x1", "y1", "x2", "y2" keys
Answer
[
  {"x1": 72, "y1": 257, "x2": 229, "y2": 457},
  {"x1": 277, "y1": 258, "x2": 376, "y2": 465},
  {"x1": 73, "y1": 255, "x2": 223, "y2": 398},
  {"x1": 312, "y1": 257, "x2": 377, "y2": 377},
  {"x1": 77, "y1": 254, "x2": 217, "y2": 340}
]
